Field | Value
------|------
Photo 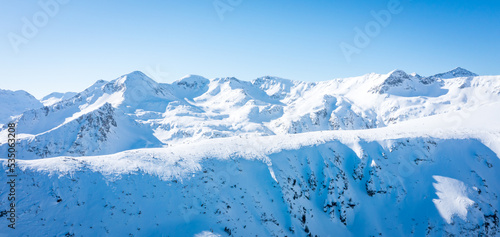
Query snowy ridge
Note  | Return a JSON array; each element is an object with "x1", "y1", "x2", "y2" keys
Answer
[
  {"x1": 14, "y1": 126, "x2": 500, "y2": 180},
  {"x1": 2, "y1": 67, "x2": 500, "y2": 159},
  {"x1": 41, "y1": 92, "x2": 78, "y2": 106}
]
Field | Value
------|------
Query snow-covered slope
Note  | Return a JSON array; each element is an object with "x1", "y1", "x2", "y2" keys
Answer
[
  {"x1": 41, "y1": 92, "x2": 78, "y2": 106},
  {"x1": 0, "y1": 67, "x2": 499, "y2": 236},
  {"x1": 6, "y1": 103, "x2": 162, "y2": 159},
  {"x1": 1, "y1": 121, "x2": 499, "y2": 236}
]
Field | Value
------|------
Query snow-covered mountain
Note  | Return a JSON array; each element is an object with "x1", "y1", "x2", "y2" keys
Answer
[
  {"x1": 0, "y1": 89, "x2": 42, "y2": 125},
  {"x1": 429, "y1": 67, "x2": 479, "y2": 79},
  {"x1": 1, "y1": 67, "x2": 500, "y2": 236},
  {"x1": 41, "y1": 92, "x2": 78, "y2": 106},
  {"x1": 2, "y1": 67, "x2": 499, "y2": 159}
]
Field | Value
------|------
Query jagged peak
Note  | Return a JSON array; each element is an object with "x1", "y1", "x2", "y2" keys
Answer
[
  {"x1": 380, "y1": 69, "x2": 411, "y2": 85},
  {"x1": 387, "y1": 69, "x2": 410, "y2": 78},
  {"x1": 367, "y1": 70, "x2": 413, "y2": 94},
  {"x1": 450, "y1": 67, "x2": 476, "y2": 74},
  {"x1": 431, "y1": 67, "x2": 478, "y2": 79}
]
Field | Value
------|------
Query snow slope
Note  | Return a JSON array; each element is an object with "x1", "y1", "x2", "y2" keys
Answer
[
  {"x1": 9, "y1": 103, "x2": 162, "y2": 158},
  {"x1": 1, "y1": 121, "x2": 499, "y2": 236},
  {"x1": 41, "y1": 92, "x2": 78, "y2": 106}
]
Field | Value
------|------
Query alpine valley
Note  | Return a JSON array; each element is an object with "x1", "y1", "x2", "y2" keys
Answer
[{"x1": 1, "y1": 67, "x2": 500, "y2": 236}]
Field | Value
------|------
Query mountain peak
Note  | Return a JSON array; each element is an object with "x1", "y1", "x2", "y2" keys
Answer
[
  {"x1": 409, "y1": 72, "x2": 422, "y2": 78},
  {"x1": 452, "y1": 67, "x2": 470, "y2": 72},
  {"x1": 115, "y1": 71, "x2": 157, "y2": 86},
  {"x1": 0, "y1": 89, "x2": 43, "y2": 123},
  {"x1": 175, "y1": 74, "x2": 209, "y2": 87},
  {"x1": 431, "y1": 67, "x2": 478, "y2": 79},
  {"x1": 383, "y1": 69, "x2": 410, "y2": 84},
  {"x1": 127, "y1": 70, "x2": 148, "y2": 77},
  {"x1": 172, "y1": 75, "x2": 210, "y2": 99},
  {"x1": 368, "y1": 70, "x2": 415, "y2": 94},
  {"x1": 388, "y1": 69, "x2": 408, "y2": 77}
]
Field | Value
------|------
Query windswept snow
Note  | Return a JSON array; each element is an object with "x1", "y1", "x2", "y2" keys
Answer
[{"x1": 432, "y1": 176, "x2": 475, "y2": 224}]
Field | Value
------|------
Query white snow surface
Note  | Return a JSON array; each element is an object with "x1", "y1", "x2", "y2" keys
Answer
[
  {"x1": 0, "y1": 89, "x2": 42, "y2": 125},
  {"x1": 2, "y1": 125, "x2": 500, "y2": 236},
  {"x1": 1, "y1": 67, "x2": 500, "y2": 236},
  {"x1": 432, "y1": 176, "x2": 475, "y2": 224},
  {"x1": 41, "y1": 92, "x2": 78, "y2": 106}
]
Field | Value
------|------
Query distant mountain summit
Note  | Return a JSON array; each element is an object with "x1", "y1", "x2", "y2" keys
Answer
[
  {"x1": 41, "y1": 92, "x2": 78, "y2": 106},
  {"x1": 430, "y1": 67, "x2": 478, "y2": 79},
  {"x1": 0, "y1": 89, "x2": 42, "y2": 124}
]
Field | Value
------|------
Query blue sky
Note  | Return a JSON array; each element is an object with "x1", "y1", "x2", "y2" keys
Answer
[{"x1": 1, "y1": 0, "x2": 499, "y2": 98}]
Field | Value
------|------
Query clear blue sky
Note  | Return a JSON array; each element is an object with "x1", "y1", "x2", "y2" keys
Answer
[{"x1": 1, "y1": 0, "x2": 499, "y2": 98}]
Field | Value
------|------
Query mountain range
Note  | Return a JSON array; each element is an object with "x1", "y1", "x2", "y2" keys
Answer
[
  {"x1": 1, "y1": 67, "x2": 500, "y2": 236},
  {"x1": 1, "y1": 67, "x2": 498, "y2": 159}
]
